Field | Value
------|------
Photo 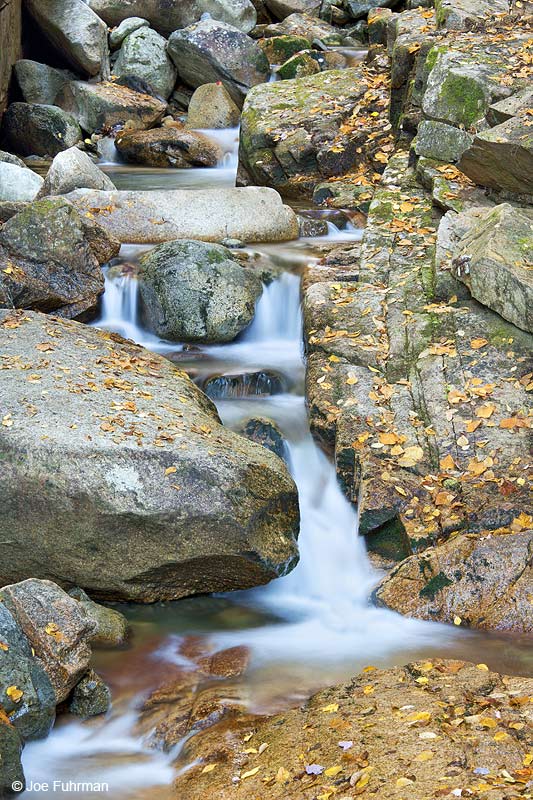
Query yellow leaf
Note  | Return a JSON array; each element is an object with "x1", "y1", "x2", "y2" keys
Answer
[
  {"x1": 479, "y1": 717, "x2": 497, "y2": 728},
  {"x1": 165, "y1": 466, "x2": 177, "y2": 475},
  {"x1": 363, "y1": 685, "x2": 374, "y2": 695},
  {"x1": 241, "y1": 767, "x2": 260, "y2": 780},
  {"x1": 476, "y1": 403, "x2": 495, "y2": 419},
  {"x1": 395, "y1": 485, "x2": 407, "y2": 496},
  {"x1": 379, "y1": 432, "x2": 401, "y2": 445},
  {"x1": 6, "y1": 685, "x2": 23, "y2": 703},
  {"x1": 276, "y1": 767, "x2": 290, "y2": 782},
  {"x1": 523, "y1": 754, "x2": 533, "y2": 766},
  {"x1": 324, "y1": 765, "x2": 343, "y2": 777},
  {"x1": 476, "y1": 663, "x2": 489, "y2": 671},
  {"x1": 416, "y1": 750, "x2": 434, "y2": 761},
  {"x1": 0, "y1": 641, "x2": 9, "y2": 652},
  {"x1": 453, "y1": 616, "x2": 462, "y2": 626},
  {"x1": 201, "y1": 764, "x2": 217, "y2": 774},
  {"x1": 321, "y1": 703, "x2": 339, "y2": 713},
  {"x1": 494, "y1": 731, "x2": 510, "y2": 742},
  {"x1": 406, "y1": 711, "x2": 431, "y2": 725},
  {"x1": 396, "y1": 777, "x2": 414, "y2": 787},
  {"x1": 470, "y1": 338, "x2": 488, "y2": 349},
  {"x1": 440, "y1": 454, "x2": 456, "y2": 471},
  {"x1": 415, "y1": 677, "x2": 429, "y2": 685}
]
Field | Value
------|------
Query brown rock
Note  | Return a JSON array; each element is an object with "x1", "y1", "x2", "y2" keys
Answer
[{"x1": 115, "y1": 126, "x2": 221, "y2": 168}]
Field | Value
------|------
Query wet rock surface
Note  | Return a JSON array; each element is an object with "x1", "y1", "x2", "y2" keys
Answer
[
  {"x1": 138, "y1": 239, "x2": 263, "y2": 342},
  {"x1": 0, "y1": 311, "x2": 300, "y2": 601},
  {"x1": 1, "y1": 103, "x2": 82, "y2": 157},
  {"x1": 115, "y1": 126, "x2": 221, "y2": 167},
  {"x1": 172, "y1": 660, "x2": 533, "y2": 799}
]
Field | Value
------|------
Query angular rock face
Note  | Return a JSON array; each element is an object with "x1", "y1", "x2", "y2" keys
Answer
[
  {"x1": 186, "y1": 83, "x2": 240, "y2": 129},
  {"x1": 54, "y1": 81, "x2": 166, "y2": 134},
  {"x1": 0, "y1": 603, "x2": 56, "y2": 741},
  {"x1": 0, "y1": 311, "x2": 300, "y2": 601},
  {"x1": 68, "y1": 669, "x2": 111, "y2": 717},
  {"x1": 0, "y1": 580, "x2": 95, "y2": 703},
  {"x1": 452, "y1": 204, "x2": 533, "y2": 334},
  {"x1": 172, "y1": 660, "x2": 533, "y2": 799},
  {"x1": 435, "y1": 0, "x2": 509, "y2": 30},
  {"x1": 265, "y1": 0, "x2": 321, "y2": 20},
  {"x1": 109, "y1": 17, "x2": 150, "y2": 49},
  {"x1": 0, "y1": 717, "x2": 24, "y2": 795},
  {"x1": 0, "y1": 197, "x2": 119, "y2": 319},
  {"x1": 1, "y1": 103, "x2": 82, "y2": 157},
  {"x1": 68, "y1": 588, "x2": 129, "y2": 648},
  {"x1": 168, "y1": 19, "x2": 270, "y2": 106},
  {"x1": 414, "y1": 119, "x2": 472, "y2": 163},
  {"x1": 138, "y1": 240, "x2": 262, "y2": 342},
  {"x1": 239, "y1": 68, "x2": 368, "y2": 196},
  {"x1": 113, "y1": 27, "x2": 177, "y2": 99},
  {"x1": 89, "y1": 0, "x2": 257, "y2": 35},
  {"x1": 374, "y1": 530, "x2": 533, "y2": 632},
  {"x1": 24, "y1": 0, "x2": 108, "y2": 77},
  {"x1": 0, "y1": 163, "x2": 43, "y2": 202},
  {"x1": 38, "y1": 147, "x2": 115, "y2": 196},
  {"x1": 115, "y1": 126, "x2": 221, "y2": 168},
  {"x1": 13, "y1": 60, "x2": 75, "y2": 105},
  {"x1": 459, "y1": 115, "x2": 533, "y2": 196},
  {"x1": 64, "y1": 187, "x2": 299, "y2": 243}
]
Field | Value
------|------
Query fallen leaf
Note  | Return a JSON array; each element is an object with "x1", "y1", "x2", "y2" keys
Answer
[{"x1": 241, "y1": 767, "x2": 260, "y2": 780}]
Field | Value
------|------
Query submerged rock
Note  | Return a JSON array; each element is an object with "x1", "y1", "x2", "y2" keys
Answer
[
  {"x1": 1, "y1": 103, "x2": 82, "y2": 157},
  {"x1": 0, "y1": 311, "x2": 300, "y2": 601},
  {"x1": 115, "y1": 126, "x2": 221, "y2": 168},
  {"x1": 186, "y1": 83, "x2": 240, "y2": 129},
  {"x1": 168, "y1": 18, "x2": 270, "y2": 105},
  {"x1": 374, "y1": 530, "x2": 533, "y2": 632},
  {"x1": 0, "y1": 163, "x2": 43, "y2": 202},
  {"x1": 64, "y1": 187, "x2": 299, "y2": 243},
  {"x1": 54, "y1": 81, "x2": 166, "y2": 135},
  {"x1": 113, "y1": 27, "x2": 177, "y2": 99},
  {"x1": 0, "y1": 580, "x2": 95, "y2": 703},
  {"x1": 89, "y1": 0, "x2": 257, "y2": 36},
  {"x1": 38, "y1": 147, "x2": 115, "y2": 196},
  {"x1": 24, "y1": 0, "x2": 108, "y2": 77},
  {"x1": 203, "y1": 371, "x2": 285, "y2": 399},
  {"x1": 139, "y1": 240, "x2": 262, "y2": 342},
  {"x1": 0, "y1": 197, "x2": 119, "y2": 319}
]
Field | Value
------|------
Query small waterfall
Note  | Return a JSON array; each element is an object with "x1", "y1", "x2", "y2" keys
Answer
[
  {"x1": 243, "y1": 272, "x2": 302, "y2": 343},
  {"x1": 193, "y1": 127, "x2": 239, "y2": 169}
]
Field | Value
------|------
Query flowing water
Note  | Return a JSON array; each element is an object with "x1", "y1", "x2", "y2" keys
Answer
[{"x1": 20, "y1": 128, "x2": 533, "y2": 798}]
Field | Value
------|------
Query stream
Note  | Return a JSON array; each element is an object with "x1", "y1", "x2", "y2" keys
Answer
[{"x1": 20, "y1": 128, "x2": 533, "y2": 798}]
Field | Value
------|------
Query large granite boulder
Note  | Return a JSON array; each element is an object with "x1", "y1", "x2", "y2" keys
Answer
[
  {"x1": 459, "y1": 115, "x2": 533, "y2": 196},
  {"x1": 54, "y1": 80, "x2": 166, "y2": 134},
  {"x1": 0, "y1": 163, "x2": 43, "y2": 202},
  {"x1": 239, "y1": 68, "x2": 367, "y2": 196},
  {"x1": 0, "y1": 311, "x2": 300, "y2": 601},
  {"x1": 168, "y1": 19, "x2": 270, "y2": 106},
  {"x1": 0, "y1": 197, "x2": 120, "y2": 319},
  {"x1": 0, "y1": 580, "x2": 95, "y2": 703},
  {"x1": 113, "y1": 27, "x2": 177, "y2": 99},
  {"x1": 265, "y1": 0, "x2": 321, "y2": 19},
  {"x1": 68, "y1": 588, "x2": 129, "y2": 648},
  {"x1": 115, "y1": 126, "x2": 221, "y2": 167},
  {"x1": 186, "y1": 83, "x2": 240, "y2": 129},
  {"x1": 13, "y1": 60, "x2": 75, "y2": 105},
  {"x1": 1, "y1": 103, "x2": 82, "y2": 157},
  {"x1": 89, "y1": 0, "x2": 257, "y2": 35},
  {"x1": 109, "y1": 17, "x2": 150, "y2": 49},
  {"x1": 138, "y1": 240, "x2": 263, "y2": 342},
  {"x1": 172, "y1": 660, "x2": 533, "y2": 800},
  {"x1": 24, "y1": 0, "x2": 108, "y2": 78},
  {"x1": 64, "y1": 187, "x2": 299, "y2": 243},
  {"x1": 0, "y1": 603, "x2": 56, "y2": 741},
  {"x1": 38, "y1": 147, "x2": 115, "y2": 196},
  {"x1": 374, "y1": 530, "x2": 533, "y2": 632},
  {"x1": 0, "y1": 716, "x2": 24, "y2": 795},
  {"x1": 451, "y1": 204, "x2": 533, "y2": 334},
  {"x1": 435, "y1": 0, "x2": 509, "y2": 30}
]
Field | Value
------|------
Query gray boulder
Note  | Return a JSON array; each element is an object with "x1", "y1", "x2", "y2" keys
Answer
[
  {"x1": 88, "y1": 0, "x2": 257, "y2": 36},
  {"x1": 64, "y1": 187, "x2": 299, "y2": 243},
  {"x1": 186, "y1": 83, "x2": 240, "y2": 129},
  {"x1": 265, "y1": 0, "x2": 321, "y2": 18},
  {"x1": 38, "y1": 147, "x2": 115, "y2": 196},
  {"x1": 113, "y1": 27, "x2": 177, "y2": 99},
  {"x1": 0, "y1": 163, "x2": 43, "y2": 202},
  {"x1": 238, "y1": 417, "x2": 287, "y2": 460},
  {"x1": 1, "y1": 103, "x2": 82, "y2": 157},
  {"x1": 0, "y1": 151, "x2": 26, "y2": 168},
  {"x1": 459, "y1": 115, "x2": 533, "y2": 196},
  {"x1": 139, "y1": 239, "x2": 262, "y2": 342},
  {"x1": 344, "y1": 0, "x2": 400, "y2": 20},
  {"x1": 0, "y1": 717, "x2": 25, "y2": 795},
  {"x1": 1, "y1": 580, "x2": 95, "y2": 703},
  {"x1": 114, "y1": 125, "x2": 221, "y2": 167},
  {"x1": 435, "y1": 0, "x2": 509, "y2": 30},
  {"x1": 24, "y1": 0, "x2": 108, "y2": 77},
  {"x1": 0, "y1": 311, "x2": 300, "y2": 601},
  {"x1": 54, "y1": 80, "x2": 166, "y2": 134},
  {"x1": 0, "y1": 603, "x2": 56, "y2": 741},
  {"x1": 13, "y1": 60, "x2": 75, "y2": 105},
  {"x1": 414, "y1": 120, "x2": 472, "y2": 163},
  {"x1": 168, "y1": 19, "x2": 270, "y2": 106},
  {"x1": 452, "y1": 204, "x2": 533, "y2": 334},
  {"x1": 0, "y1": 197, "x2": 120, "y2": 319},
  {"x1": 109, "y1": 17, "x2": 150, "y2": 49},
  {"x1": 68, "y1": 670, "x2": 111, "y2": 717}
]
